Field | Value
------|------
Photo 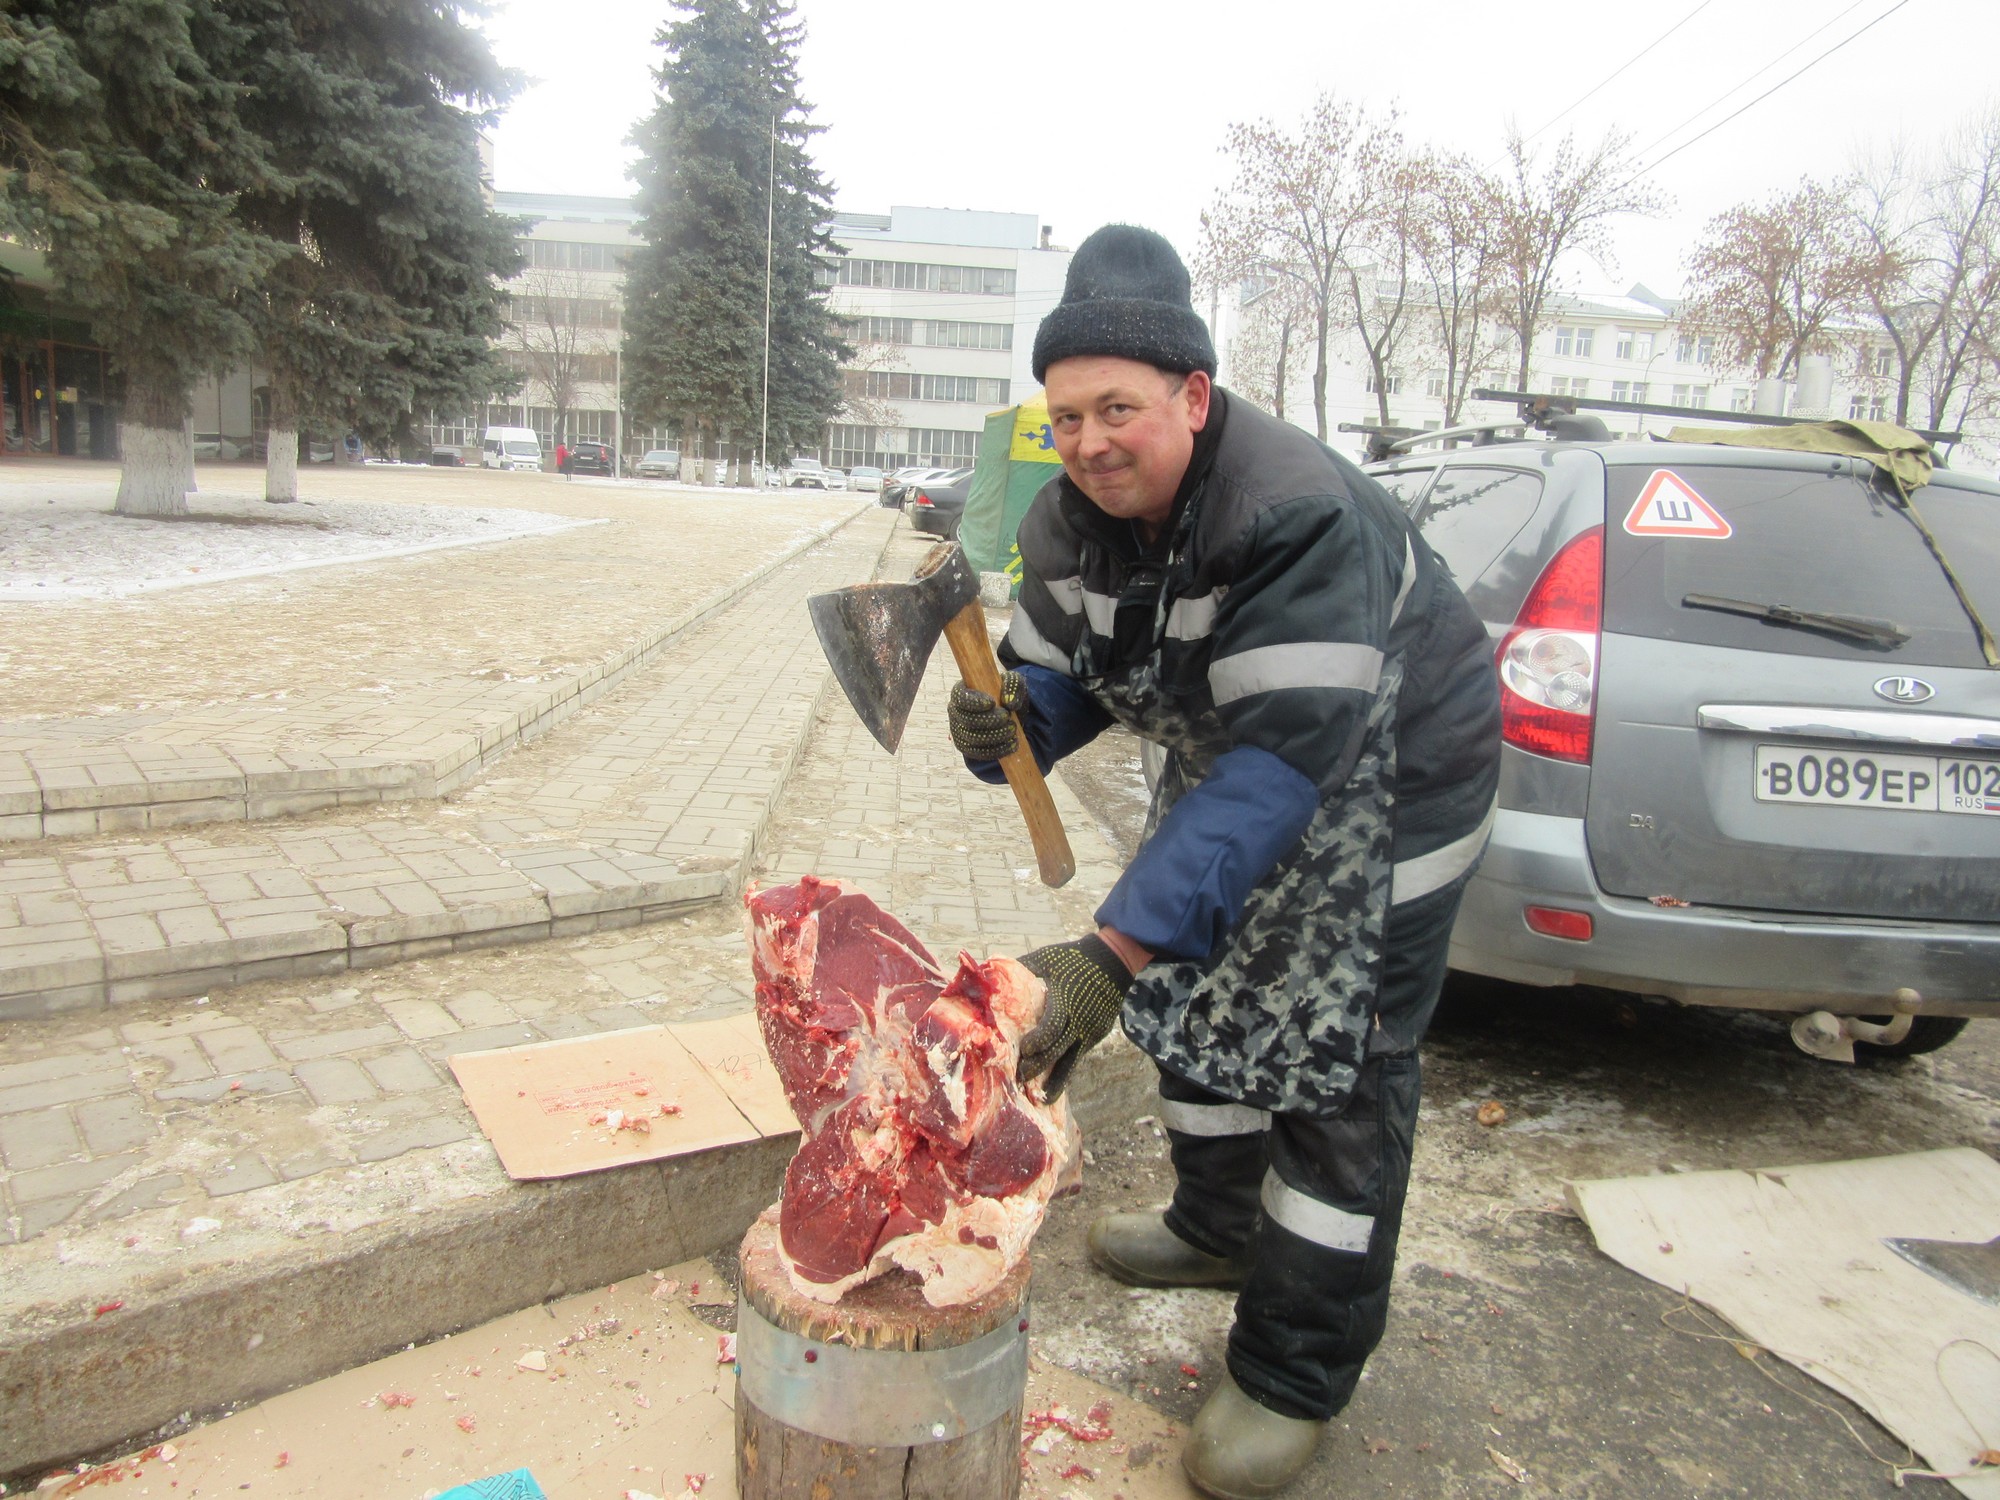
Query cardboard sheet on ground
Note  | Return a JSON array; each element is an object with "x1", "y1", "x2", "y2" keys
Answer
[
  {"x1": 1571, "y1": 1147, "x2": 2000, "y2": 1498},
  {"x1": 66, "y1": 1260, "x2": 1195, "y2": 1500},
  {"x1": 449, "y1": 1021, "x2": 796, "y2": 1180},
  {"x1": 667, "y1": 1012, "x2": 797, "y2": 1137}
]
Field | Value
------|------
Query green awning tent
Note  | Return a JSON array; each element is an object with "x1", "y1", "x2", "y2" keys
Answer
[{"x1": 958, "y1": 393, "x2": 1062, "y2": 595}]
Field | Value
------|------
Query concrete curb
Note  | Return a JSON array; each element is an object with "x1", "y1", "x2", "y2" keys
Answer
[
  {"x1": 0, "y1": 1036, "x2": 1158, "y2": 1483},
  {"x1": 0, "y1": 507, "x2": 869, "y2": 843}
]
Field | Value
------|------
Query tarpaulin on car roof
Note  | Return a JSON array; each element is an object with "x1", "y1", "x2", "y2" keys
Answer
[
  {"x1": 1662, "y1": 418, "x2": 1934, "y2": 493},
  {"x1": 1664, "y1": 419, "x2": 1996, "y2": 666}
]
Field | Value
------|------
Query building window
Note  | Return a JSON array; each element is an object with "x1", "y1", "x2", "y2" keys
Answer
[
  {"x1": 519, "y1": 240, "x2": 631, "y2": 272},
  {"x1": 1549, "y1": 375, "x2": 1568, "y2": 396},
  {"x1": 842, "y1": 370, "x2": 1010, "y2": 405},
  {"x1": 1697, "y1": 335, "x2": 1714, "y2": 365},
  {"x1": 1616, "y1": 330, "x2": 1654, "y2": 360},
  {"x1": 846, "y1": 316, "x2": 1011, "y2": 351},
  {"x1": 1730, "y1": 388, "x2": 1750, "y2": 411},
  {"x1": 504, "y1": 295, "x2": 620, "y2": 331},
  {"x1": 1630, "y1": 382, "x2": 1649, "y2": 403},
  {"x1": 1553, "y1": 324, "x2": 1594, "y2": 357},
  {"x1": 831, "y1": 258, "x2": 1017, "y2": 296},
  {"x1": 824, "y1": 424, "x2": 981, "y2": 472},
  {"x1": 1875, "y1": 347, "x2": 1893, "y2": 377},
  {"x1": 1569, "y1": 377, "x2": 1589, "y2": 398},
  {"x1": 1425, "y1": 375, "x2": 1445, "y2": 398},
  {"x1": 1611, "y1": 380, "x2": 1629, "y2": 402},
  {"x1": 1676, "y1": 334, "x2": 1695, "y2": 362},
  {"x1": 1671, "y1": 384, "x2": 1691, "y2": 407},
  {"x1": 1691, "y1": 385, "x2": 1709, "y2": 407},
  {"x1": 1365, "y1": 372, "x2": 1402, "y2": 394}
]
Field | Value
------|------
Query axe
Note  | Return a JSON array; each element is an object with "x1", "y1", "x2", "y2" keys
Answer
[{"x1": 808, "y1": 541, "x2": 1075, "y2": 887}]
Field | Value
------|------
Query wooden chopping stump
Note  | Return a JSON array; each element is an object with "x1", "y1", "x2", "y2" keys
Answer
[{"x1": 736, "y1": 1207, "x2": 1031, "y2": 1499}]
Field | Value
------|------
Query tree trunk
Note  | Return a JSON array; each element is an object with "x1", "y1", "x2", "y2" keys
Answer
[
  {"x1": 265, "y1": 381, "x2": 299, "y2": 503},
  {"x1": 1312, "y1": 304, "x2": 1331, "y2": 442},
  {"x1": 116, "y1": 372, "x2": 194, "y2": 517},
  {"x1": 1274, "y1": 316, "x2": 1293, "y2": 423},
  {"x1": 1515, "y1": 335, "x2": 1532, "y2": 393}
]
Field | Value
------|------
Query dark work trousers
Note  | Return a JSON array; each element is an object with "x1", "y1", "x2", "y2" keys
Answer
[{"x1": 1154, "y1": 875, "x2": 1468, "y2": 1421}]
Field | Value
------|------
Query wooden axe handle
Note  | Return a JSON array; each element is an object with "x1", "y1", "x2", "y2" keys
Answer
[{"x1": 940, "y1": 599, "x2": 1075, "y2": 888}]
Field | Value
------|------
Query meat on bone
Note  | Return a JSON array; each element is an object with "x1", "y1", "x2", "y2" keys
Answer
[{"x1": 746, "y1": 876, "x2": 1077, "y2": 1307}]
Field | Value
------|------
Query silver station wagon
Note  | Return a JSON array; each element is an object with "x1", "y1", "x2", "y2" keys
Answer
[{"x1": 1368, "y1": 426, "x2": 1999, "y2": 1062}]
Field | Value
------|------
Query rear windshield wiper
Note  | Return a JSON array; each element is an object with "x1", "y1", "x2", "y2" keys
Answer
[{"x1": 1680, "y1": 593, "x2": 1911, "y2": 649}]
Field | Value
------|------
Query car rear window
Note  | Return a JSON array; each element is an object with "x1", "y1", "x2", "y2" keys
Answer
[
  {"x1": 1414, "y1": 466, "x2": 1544, "y2": 588},
  {"x1": 1603, "y1": 460, "x2": 1999, "y2": 668}
]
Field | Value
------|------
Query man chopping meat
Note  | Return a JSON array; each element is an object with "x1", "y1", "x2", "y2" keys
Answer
[{"x1": 948, "y1": 224, "x2": 1502, "y2": 1499}]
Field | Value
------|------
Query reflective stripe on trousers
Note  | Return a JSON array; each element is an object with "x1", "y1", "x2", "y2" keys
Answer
[{"x1": 1149, "y1": 872, "x2": 1466, "y2": 1421}]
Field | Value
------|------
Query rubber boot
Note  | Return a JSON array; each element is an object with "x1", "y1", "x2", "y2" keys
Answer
[
  {"x1": 1086, "y1": 1212, "x2": 1251, "y2": 1289},
  {"x1": 1181, "y1": 1371, "x2": 1327, "y2": 1499}
]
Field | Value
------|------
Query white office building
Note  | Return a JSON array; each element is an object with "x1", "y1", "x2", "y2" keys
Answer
[
  {"x1": 818, "y1": 206, "x2": 1070, "y2": 474},
  {"x1": 421, "y1": 197, "x2": 1071, "y2": 474}
]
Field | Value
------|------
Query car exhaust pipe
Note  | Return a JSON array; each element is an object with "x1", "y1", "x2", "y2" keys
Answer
[{"x1": 1790, "y1": 990, "x2": 1921, "y2": 1063}]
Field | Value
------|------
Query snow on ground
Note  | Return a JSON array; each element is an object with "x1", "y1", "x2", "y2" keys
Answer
[{"x1": 0, "y1": 481, "x2": 599, "y2": 600}]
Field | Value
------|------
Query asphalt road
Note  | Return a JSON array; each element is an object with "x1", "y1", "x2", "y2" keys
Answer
[{"x1": 1045, "y1": 727, "x2": 2000, "y2": 1498}]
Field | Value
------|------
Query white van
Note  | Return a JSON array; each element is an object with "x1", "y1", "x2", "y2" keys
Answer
[{"x1": 481, "y1": 426, "x2": 543, "y2": 472}]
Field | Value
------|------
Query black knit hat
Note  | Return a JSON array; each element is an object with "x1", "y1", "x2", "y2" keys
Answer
[{"x1": 1032, "y1": 224, "x2": 1217, "y2": 383}]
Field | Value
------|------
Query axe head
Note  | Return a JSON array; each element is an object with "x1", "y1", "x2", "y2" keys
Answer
[{"x1": 808, "y1": 541, "x2": 981, "y2": 753}]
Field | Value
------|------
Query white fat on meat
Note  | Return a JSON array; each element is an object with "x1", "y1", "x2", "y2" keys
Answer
[{"x1": 745, "y1": 877, "x2": 1082, "y2": 1308}]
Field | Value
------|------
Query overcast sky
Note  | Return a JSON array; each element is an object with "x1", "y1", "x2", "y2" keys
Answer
[{"x1": 482, "y1": 0, "x2": 1996, "y2": 300}]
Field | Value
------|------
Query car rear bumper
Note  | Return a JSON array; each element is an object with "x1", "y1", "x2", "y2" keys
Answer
[
  {"x1": 1451, "y1": 809, "x2": 2000, "y2": 1017},
  {"x1": 907, "y1": 509, "x2": 954, "y2": 536}
]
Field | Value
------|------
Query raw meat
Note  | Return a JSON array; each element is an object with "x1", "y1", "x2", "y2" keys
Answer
[{"x1": 746, "y1": 876, "x2": 1077, "y2": 1306}]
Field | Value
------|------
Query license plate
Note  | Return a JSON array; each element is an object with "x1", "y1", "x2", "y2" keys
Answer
[{"x1": 1754, "y1": 746, "x2": 2000, "y2": 814}]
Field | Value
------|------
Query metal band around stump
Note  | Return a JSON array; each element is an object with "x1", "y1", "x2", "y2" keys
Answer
[{"x1": 735, "y1": 1293, "x2": 1029, "y2": 1447}]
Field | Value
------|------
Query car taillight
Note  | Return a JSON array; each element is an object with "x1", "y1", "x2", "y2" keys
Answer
[
  {"x1": 912, "y1": 490, "x2": 934, "y2": 507},
  {"x1": 1497, "y1": 525, "x2": 1602, "y2": 764},
  {"x1": 1524, "y1": 905, "x2": 1594, "y2": 941}
]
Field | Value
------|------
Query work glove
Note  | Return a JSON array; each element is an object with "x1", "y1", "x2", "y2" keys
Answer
[
  {"x1": 1015, "y1": 934, "x2": 1134, "y2": 1102},
  {"x1": 947, "y1": 670, "x2": 1028, "y2": 761}
]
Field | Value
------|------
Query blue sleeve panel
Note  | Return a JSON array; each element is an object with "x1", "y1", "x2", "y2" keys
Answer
[
  {"x1": 1095, "y1": 745, "x2": 1319, "y2": 960},
  {"x1": 966, "y1": 663, "x2": 1113, "y2": 785}
]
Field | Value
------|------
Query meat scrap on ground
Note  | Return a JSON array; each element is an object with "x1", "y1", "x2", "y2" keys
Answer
[{"x1": 746, "y1": 876, "x2": 1077, "y2": 1306}]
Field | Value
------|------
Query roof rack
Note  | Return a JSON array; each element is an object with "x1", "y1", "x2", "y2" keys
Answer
[
  {"x1": 1472, "y1": 389, "x2": 1963, "y2": 448},
  {"x1": 1340, "y1": 420, "x2": 1533, "y2": 464}
]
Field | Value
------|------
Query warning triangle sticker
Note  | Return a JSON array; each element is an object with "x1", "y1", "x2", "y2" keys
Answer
[{"x1": 1624, "y1": 470, "x2": 1732, "y2": 539}]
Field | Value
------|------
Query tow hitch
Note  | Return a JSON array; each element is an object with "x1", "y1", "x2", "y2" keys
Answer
[{"x1": 1790, "y1": 993, "x2": 1922, "y2": 1063}]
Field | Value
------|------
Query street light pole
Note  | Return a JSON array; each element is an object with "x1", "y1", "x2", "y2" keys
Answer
[{"x1": 759, "y1": 112, "x2": 775, "y2": 489}]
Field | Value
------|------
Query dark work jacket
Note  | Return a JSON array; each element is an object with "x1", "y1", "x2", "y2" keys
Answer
[{"x1": 974, "y1": 390, "x2": 1501, "y2": 1114}]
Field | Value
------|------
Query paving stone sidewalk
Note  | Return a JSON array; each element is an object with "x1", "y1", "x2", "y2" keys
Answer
[
  {"x1": 0, "y1": 487, "x2": 864, "y2": 839},
  {"x1": 0, "y1": 510, "x2": 897, "y2": 1018}
]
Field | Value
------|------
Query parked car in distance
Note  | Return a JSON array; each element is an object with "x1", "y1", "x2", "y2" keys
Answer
[
  {"x1": 429, "y1": 447, "x2": 465, "y2": 466},
  {"x1": 1366, "y1": 428, "x2": 1999, "y2": 1060},
  {"x1": 905, "y1": 469, "x2": 973, "y2": 539},
  {"x1": 192, "y1": 433, "x2": 242, "y2": 461},
  {"x1": 565, "y1": 440, "x2": 614, "y2": 477},
  {"x1": 846, "y1": 465, "x2": 884, "y2": 492},
  {"x1": 782, "y1": 456, "x2": 830, "y2": 489},
  {"x1": 881, "y1": 466, "x2": 948, "y2": 509},
  {"x1": 635, "y1": 448, "x2": 680, "y2": 479},
  {"x1": 481, "y1": 426, "x2": 543, "y2": 472},
  {"x1": 823, "y1": 468, "x2": 849, "y2": 491}
]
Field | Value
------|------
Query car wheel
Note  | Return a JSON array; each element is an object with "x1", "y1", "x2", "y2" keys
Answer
[{"x1": 1854, "y1": 1014, "x2": 1970, "y2": 1059}]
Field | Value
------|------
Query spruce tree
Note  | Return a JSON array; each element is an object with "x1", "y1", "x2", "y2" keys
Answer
[
  {"x1": 229, "y1": 1, "x2": 522, "y2": 500},
  {"x1": 4, "y1": 0, "x2": 286, "y2": 514},
  {"x1": 624, "y1": 0, "x2": 846, "y2": 484}
]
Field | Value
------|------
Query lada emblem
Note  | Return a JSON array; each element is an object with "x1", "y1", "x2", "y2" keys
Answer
[{"x1": 1873, "y1": 676, "x2": 1936, "y2": 704}]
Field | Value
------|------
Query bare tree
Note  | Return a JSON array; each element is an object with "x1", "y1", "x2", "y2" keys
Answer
[
  {"x1": 503, "y1": 266, "x2": 615, "y2": 450},
  {"x1": 1851, "y1": 109, "x2": 2000, "y2": 429},
  {"x1": 1223, "y1": 273, "x2": 1312, "y2": 420},
  {"x1": 1681, "y1": 178, "x2": 1872, "y2": 382},
  {"x1": 835, "y1": 335, "x2": 908, "y2": 430},
  {"x1": 1344, "y1": 153, "x2": 1424, "y2": 427},
  {"x1": 1198, "y1": 93, "x2": 1403, "y2": 439},
  {"x1": 1408, "y1": 151, "x2": 1505, "y2": 426},
  {"x1": 1490, "y1": 127, "x2": 1665, "y2": 391}
]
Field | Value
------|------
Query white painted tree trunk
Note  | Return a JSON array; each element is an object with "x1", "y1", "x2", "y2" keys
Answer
[
  {"x1": 181, "y1": 416, "x2": 198, "y2": 494},
  {"x1": 265, "y1": 427, "x2": 299, "y2": 502},
  {"x1": 115, "y1": 422, "x2": 194, "y2": 517}
]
